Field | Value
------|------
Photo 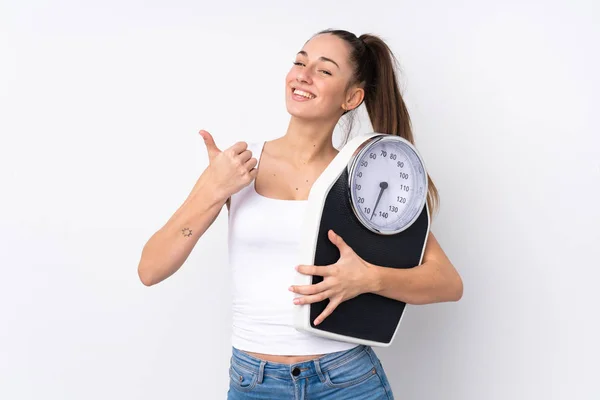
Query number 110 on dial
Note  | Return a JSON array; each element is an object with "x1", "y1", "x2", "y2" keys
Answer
[{"x1": 348, "y1": 135, "x2": 428, "y2": 235}]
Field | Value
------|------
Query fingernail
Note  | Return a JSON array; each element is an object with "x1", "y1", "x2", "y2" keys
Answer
[{"x1": 293, "y1": 298, "x2": 300, "y2": 304}]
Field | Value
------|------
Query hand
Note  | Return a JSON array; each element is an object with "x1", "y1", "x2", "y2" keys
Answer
[
  {"x1": 199, "y1": 130, "x2": 258, "y2": 201},
  {"x1": 289, "y1": 229, "x2": 374, "y2": 326}
]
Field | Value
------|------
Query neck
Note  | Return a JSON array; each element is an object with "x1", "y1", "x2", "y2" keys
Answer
[{"x1": 280, "y1": 116, "x2": 338, "y2": 165}]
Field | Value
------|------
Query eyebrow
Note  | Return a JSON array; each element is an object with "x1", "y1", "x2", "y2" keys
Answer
[{"x1": 297, "y1": 50, "x2": 340, "y2": 69}]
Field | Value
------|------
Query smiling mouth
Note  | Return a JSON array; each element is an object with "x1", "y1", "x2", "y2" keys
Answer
[{"x1": 292, "y1": 88, "x2": 316, "y2": 99}]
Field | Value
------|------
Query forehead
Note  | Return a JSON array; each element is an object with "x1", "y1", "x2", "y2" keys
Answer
[{"x1": 299, "y1": 34, "x2": 352, "y2": 71}]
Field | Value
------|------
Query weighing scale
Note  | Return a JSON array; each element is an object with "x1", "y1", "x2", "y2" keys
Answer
[{"x1": 293, "y1": 132, "x2": 430, "y2": 347}]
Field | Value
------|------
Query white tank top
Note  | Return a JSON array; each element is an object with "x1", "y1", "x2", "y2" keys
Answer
[{"x1": 227, "y1": 141, "x2": 358, "y2": 355}]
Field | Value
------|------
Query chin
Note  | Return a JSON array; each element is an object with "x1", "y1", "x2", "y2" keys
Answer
[
  {"x1": 287, "y1": 108, "x2": 315, "y2": 120},
  {"x1": 285, "y1": 102, "x2": 325, "y2": 120},
  {"x1": 285, "y1": 102, "x2": 307, "y2": 118}
]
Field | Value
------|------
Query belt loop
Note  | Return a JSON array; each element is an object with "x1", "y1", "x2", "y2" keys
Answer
[
  {"x1": 257, "y1": 360, "x2": 266, "y2": 384},
  {"x1": 314, "y1": 359, "x2": 326, "y2": 383}
]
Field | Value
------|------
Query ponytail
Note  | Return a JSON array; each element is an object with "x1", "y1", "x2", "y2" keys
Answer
[{"x1": 359, "y1": 35, "x2": 413, "y2": 143}]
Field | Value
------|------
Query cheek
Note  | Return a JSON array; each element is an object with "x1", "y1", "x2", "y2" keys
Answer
[
  {"x1": 318, "y1": 82, "x2": 345, "y2": 106},
  {"x1": 285, "y1": 69, "x2": 298, "y2": 85}
]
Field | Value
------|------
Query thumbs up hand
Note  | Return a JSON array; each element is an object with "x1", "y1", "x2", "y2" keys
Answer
[
  {"x1": 198, "y1": 130, "x2": 258, "y2": 201},
  {"x1": 199, "y1": 129, "x2": 223, "y2": 163}
]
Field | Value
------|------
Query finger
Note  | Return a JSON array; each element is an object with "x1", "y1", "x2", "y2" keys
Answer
[
  {"x1": 237, "y1": 149, "x2": 253, "y2": 164},
  {"x1": 199, "y1": 130, "x2": 221, "y2": 160},
  {"x1": 229, "y1": 141, "x2": 248, "y2": 155},
  {"x1": 293, "y1": 289, "x2": 333, "y2": 306},
  {"x1": 244, "y1": 157, "x2": 258, "y2": 171},
  {"x1": 296, "y1": 264, "x2": 334, "y2": 277},
  {"x1": 289, "y1": 280, "x2": 329, "y2": 295},
  {"x1": 248, "y1": 168, "x2": 258, "y2": 180},
  {"x1": 314, "y1": 297, "x2": 341, "y2": 325}
]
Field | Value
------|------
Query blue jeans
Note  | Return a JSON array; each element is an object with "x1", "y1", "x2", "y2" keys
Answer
[{"x1": 227, "y1": 345, "x2": 394, "y2": 399}]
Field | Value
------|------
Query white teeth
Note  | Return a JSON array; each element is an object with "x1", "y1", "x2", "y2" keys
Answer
[{"x1": 294, "y1": 89, "x2": 315, "y2": 99}]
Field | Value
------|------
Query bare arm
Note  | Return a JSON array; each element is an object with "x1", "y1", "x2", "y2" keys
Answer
[
  {"x1": 137, "y1": 172, "x2": 228, "y2": 286},
  {"x1": 137, "y1": 131, "x2": 256, "y2": 286},
  {"x1": 367, "y1": 232, "x2": 463, "y2": 304}
]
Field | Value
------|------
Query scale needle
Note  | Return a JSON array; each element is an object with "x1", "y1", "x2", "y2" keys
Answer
[{"x1": 370, "y1": 181, "x2": 388, "y2": 220}]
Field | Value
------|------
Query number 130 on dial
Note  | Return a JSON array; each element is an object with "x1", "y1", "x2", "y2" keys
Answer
[{"x1": 348, "y1": 135, "x2": 428, "y2": 235}]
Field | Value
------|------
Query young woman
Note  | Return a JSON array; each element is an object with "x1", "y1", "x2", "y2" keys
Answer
[{"x1": 138, "y1": 29, "x2": 463, "y2": 400}]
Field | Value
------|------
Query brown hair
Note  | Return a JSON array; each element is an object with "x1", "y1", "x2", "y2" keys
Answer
[{"x1": 313, "y1": 29, "x2": 440, "y2": 218}]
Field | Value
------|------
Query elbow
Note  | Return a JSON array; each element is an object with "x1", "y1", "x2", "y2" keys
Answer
[
  {"x1": 137, "y1": 263, "x2": 156, "y2": 287},
  {"x1": 429, "y1": 262, "x2": 464, "y2": 304},
  {"x1": 441, "y1": 260, "x2": 463, "y2": 302},
  {"x1": 450, "y1": 273, "x2": 463, "y2": 302},
  {"x1": 431, "y1": 266, "x2": 463, "y2": 304}
]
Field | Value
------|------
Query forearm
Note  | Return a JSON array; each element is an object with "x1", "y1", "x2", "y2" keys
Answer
[
  {"x1": 137, "y1": 173, "x2": 227, "y2": 286},
  {"x1": 366, "y1": 260, "x2": 463, "y2": 305}
]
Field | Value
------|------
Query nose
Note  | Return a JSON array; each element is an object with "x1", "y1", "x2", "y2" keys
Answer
[{"x1": 296, "y1": 70, "x2": 312, "y2": 85}]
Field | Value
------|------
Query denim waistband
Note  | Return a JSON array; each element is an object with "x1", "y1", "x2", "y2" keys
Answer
[{"x1": 230, "y1": 344, "x2": 376, "y2": 383}]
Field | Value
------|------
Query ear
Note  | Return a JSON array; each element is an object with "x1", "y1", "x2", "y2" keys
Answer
[{"x1": 342, "y1": 86, "x2": 365, "y2": 112}]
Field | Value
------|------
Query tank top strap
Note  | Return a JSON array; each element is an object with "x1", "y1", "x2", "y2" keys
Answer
[{"x1": 249, "y1": 140, "x2": 266, "y2": 168}]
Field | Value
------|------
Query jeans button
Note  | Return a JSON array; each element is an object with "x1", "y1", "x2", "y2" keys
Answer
[{"x1": 292, "y1": 367, "x2": 300, "y2": 376}]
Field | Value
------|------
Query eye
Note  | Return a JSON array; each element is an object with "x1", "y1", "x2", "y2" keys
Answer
[{"x1": 293, "y1": 61, "x2": 331, "y2": 76}]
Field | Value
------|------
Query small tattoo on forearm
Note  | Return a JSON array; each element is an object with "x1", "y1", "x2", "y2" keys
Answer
[{"x1": 181, "y1": 228, "x2": 192, "y2": 237}]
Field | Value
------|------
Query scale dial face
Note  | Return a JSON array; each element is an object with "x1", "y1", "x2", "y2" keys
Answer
[{"x1": 348, "y1": 135, "x2": 428, "y2": 235}]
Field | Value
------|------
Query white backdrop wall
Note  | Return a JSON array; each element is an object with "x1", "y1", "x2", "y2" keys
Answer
[{"x1": 1, "y1": 1, "x2": 599, "y2": 399}]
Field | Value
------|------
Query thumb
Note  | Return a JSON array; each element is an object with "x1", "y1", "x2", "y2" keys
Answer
[
  {"x1": 328, "y1": 230, "x2": 350, "y2": 255},
  {"x1": 199, "y1": 130, "x2": 221, "y2": 160}
]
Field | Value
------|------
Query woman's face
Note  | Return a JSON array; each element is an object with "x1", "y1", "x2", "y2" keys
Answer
[{"x1": 285, "y1": 33, "x2": 361, "y2": 120}]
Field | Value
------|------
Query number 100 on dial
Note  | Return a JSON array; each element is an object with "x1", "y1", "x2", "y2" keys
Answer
[{"x1": 348, "y1": 135, "x2": 428, "y2": 235}]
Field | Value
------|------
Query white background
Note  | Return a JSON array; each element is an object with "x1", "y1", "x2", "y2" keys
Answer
[{"x1": 1, "y1": 1, "x2": 599, "y2": 399}]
